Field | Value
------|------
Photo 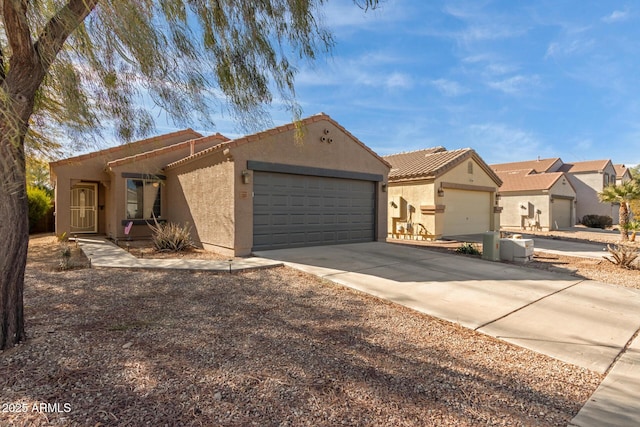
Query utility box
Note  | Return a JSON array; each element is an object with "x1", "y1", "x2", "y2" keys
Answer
[
  {"x1": 500, "y1": 238, "x2": 534, "y2": 263},
  {"x1": 482, "y1": 231, "x2": 501, "y2": 261}
]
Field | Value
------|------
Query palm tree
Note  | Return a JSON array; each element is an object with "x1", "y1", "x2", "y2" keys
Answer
[{"x1": 598, "y1": 181, "x2": 640, "y2": 241}]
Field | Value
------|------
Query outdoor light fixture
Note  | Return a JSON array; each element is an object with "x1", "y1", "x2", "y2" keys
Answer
[
  {"x1": 437, "y1": 187, "x2": 444, "y2": 197},
  {"x1": 241, "y1": 170, "x2": 251, "y2": 184},
  {"x1": 382, "y1": 182, "x2": 387, "y2": 192}
]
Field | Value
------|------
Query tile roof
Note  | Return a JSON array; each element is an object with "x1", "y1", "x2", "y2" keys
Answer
[
  {"x1": 166, "y1": 113, "x2": 391, "y2": 169},
  {"x1": 496, "y1": 169, "x2": 569, "y2": 192},
  {"x1": 490, "y1": 158, "x2": 561, "y2": 173},
  {"x1": 614, "y1": 164, "x2": 630, "y2": 177},
  {"x1": 106, "y1": 133, "x2": 229, "y2": 168},
  {"x1": 557, "y1": 159, "x2": 612, "y2": 173},
  {"x1": 383, "y1": 147, "x2": 502, "y2": 185},
  {"x1": 50, "y1": 128, "x2": 204, "y2": 167}
]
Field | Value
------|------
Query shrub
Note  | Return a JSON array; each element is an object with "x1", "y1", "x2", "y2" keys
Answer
[
  {"x1": 455, "y1": 242, "x2": 481, "y2": 256},
  {"x1": 148, "y1": 218, "x2": 193, "y2": 252},
  {"x1": 604, "y1": 244, "x2": 638, "y2": 269},
  {"x1": 580, "y1": 214, "x2": 612, "y2": 229},
  {"x1": 27, "y1": 186, "x2": 52, "y2": 232}
]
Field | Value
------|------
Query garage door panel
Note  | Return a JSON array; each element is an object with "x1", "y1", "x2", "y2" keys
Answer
[
  {"x1": 443, "y1": 189, "x2": 491, "y2": 236},
  {"x1": 253, "y1": 171, "x2": 376, "y2": 250},
  {"x1": 553, "y1": 199, "x2": 572, "y2": 229}
]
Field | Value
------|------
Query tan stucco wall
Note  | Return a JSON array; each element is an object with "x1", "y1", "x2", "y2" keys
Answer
[
  {"x1": 499, "y1": 180, "x2": 575, "y2": 231},
  {"x1": 230, "y1": 119, "x2": 389, "y2": 255},
  {"x1": 51, "y1": 135, "x2": 220, "y2": 237},
  {"x1": 166, "y1": 118, "x2": 389, "y2": 256},
  {"x1": 388, "y1": 156, "x2": 500, "y2": 239},
  {"x1": 387, "y1": 180, "x2": 436, "y2": 237},
  {"x1": 166, "y1": 152, "x2": 235, "y2": 256}
]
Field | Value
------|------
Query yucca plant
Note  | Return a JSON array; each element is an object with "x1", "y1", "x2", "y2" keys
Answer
[
  {"x1": 604, "y1": 244, "x2": 639, "y2": 269},
  {"x1": 147, "y1": 216, "x2": 193, "y2": 252}
]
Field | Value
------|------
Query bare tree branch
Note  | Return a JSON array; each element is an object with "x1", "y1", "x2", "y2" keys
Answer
[{"x1": 34, "y1": 0, "x2": 100, "y2": 72}]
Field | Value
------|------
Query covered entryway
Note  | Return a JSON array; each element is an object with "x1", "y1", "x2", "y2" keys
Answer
[
  {"x1": 70, "y1": 183, "x2": 98, "y2": 233},
  {"x1": 442, "y1": 189, "x2": 491, "y2": 236},
  {"x1": 252, "y1": 170, "x2": 376, "y2": 251},
  {"x1": 552, "y1": 198, "x2": 572, "y2": 229}
]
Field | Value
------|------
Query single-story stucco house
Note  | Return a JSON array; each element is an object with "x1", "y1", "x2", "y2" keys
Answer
[
  {"x1": 50, "y1": 114, "x2": 390, "y2": 256},
  {"x1": 493, "y1": 169, "x2": 577, "y2": 230},
  {"x1": 383, "y1": 147, "x2": 502, "y2": 239}
]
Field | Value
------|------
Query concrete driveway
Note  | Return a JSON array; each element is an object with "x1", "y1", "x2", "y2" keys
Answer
[{"x1": 254, "y1": 241, "x2": 640, "y2": 426}]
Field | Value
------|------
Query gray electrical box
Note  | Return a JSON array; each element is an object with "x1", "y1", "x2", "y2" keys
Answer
[
  {"x1": 500, "y1": 238, "x2": 534, "y2": 262},
  {"x1": 482, "y1": 232, "x2": 501, "y2": 261}
]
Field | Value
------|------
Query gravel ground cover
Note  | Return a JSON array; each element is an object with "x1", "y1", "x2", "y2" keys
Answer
[{"x1": 0, "y1": 235, "x2": 602, "y2": 426}]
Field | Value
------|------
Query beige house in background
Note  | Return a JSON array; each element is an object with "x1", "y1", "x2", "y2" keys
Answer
[
  {"x1": 383, "y1": 147, "x2": 502, "y2": 239},
  {"x1": 494, "y1": 169, "x2": 576, "y2": 230},
  {"x1": 51, "y1": 114, "x2": 390, "y2": 256},
  {"x1": 558, "y1": 160, "x2": 619, "y2": 223},
  {"x1": 614, "y1": 164, "x2": 633, "y2": 184},
  {"x1": 492, "y1": 157, "x2": 621, "y2": 225}
]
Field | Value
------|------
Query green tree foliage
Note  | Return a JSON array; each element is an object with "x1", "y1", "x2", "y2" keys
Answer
[
  {"x1": 0, "y1": 0, "x2": 380, "y2": 350},
  {"x1": 598, "y1": 181, "x2": 640, "y2": 241},
  {"x1": 27, "y1": 186, "x2": 52, "y2": 232}
]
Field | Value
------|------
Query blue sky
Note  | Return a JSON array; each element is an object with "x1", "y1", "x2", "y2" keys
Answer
[{"x1": 161, "y1": 0, "x2": 640, "y2": 167}]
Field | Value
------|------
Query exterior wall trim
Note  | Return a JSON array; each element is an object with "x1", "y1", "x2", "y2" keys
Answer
[
  {"x1": 247, "y1": 160, "x2": 384, "y2": 182},
  {"x1": 441, "y1": 181, "x2": 496, "y2": 192},
  {"x1": 421, "y1": 205, "x2": 446, "y2": 214},
  {"x1": 551, "y1": 195, "x2": 575, "y2": 201},
  {"x1": 121, "y1": 172, "x2": 167, "y2": 180}
]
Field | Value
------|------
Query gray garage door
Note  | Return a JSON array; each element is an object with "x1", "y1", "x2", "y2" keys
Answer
[{"x1": 253, "y1": 171, "x2": 376, "y2": 251}]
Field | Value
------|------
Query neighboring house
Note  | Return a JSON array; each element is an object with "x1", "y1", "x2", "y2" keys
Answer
[
  {"x1": 383, "y1": 147, "x2": 502, "y2": 239},
  {"x1": 557, "y1": 160, "x2": 619, "y2": 223},
  {"x1": 494, "y1": 169, "x2": 576, "y2": 230},
  {"x1": 51, "y1": 114, "x2": 390, "y2": 256},
  {"x1": 492, "y1": 157, "x2": 621, "y2": 224},
  {"x1": 614, "y1": 164, "x2": 633, "y2": 184}
]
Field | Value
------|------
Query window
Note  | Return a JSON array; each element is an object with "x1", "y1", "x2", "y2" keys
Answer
[
  {"x1": 467, "y1": 161, "x2": 473, "y2": 174},
  {"x1": 126, "y1": 179, "x2": 161, "y2": 219},
  {"x1": 603, "y1": 173, "x2": 609, "y2": 186}
]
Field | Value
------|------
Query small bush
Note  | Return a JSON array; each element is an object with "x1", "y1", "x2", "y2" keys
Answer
[
  {"x1": 148, "y1": 219, "x2": 193, "y2": 252},
  {"x1": 456, "y1": 242, "x2": 481, "y2": 256},
  {"x1": 604, "y1": 244, "x2": 638, "y2": 269},
  {"x1": 27, "y1": 186, "x2": 52, "y2": 232},
  {"x1": 580, "y1": 214, "x2": 612, "y2": 229}
]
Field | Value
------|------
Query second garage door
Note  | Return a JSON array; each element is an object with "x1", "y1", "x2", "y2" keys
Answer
[
  {"x1": 253, "y1": 171, "x2": 376, "y2": 251},
  {"x1": 442, "y1": 189, "x2": 491, "y2": 236},
  {"x1": 552, "y1": 198, "x2": 572, "y2": 229}
]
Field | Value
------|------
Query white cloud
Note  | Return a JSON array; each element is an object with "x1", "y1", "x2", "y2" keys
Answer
[
  {"x1": 465, "y1": 123, "x2": 547, "y2": 163},
  {"x1": 545, "y1": 37, "x2": 595, "y2": 59},
  {"x1": 487, "y1": 74, "x2": 541, "y2": 95},
  {"x1": 602, "y1": 10, "x2": 629, "y2": 24},
  {"x1": 431, "y1": 78, "x2": 469, "y2": 97},
  {"x1": 386, "y1": 72, "x2": 413, "y2": 89}
]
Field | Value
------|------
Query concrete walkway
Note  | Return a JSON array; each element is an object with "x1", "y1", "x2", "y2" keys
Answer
[
  {"x1": 254, "y1": 242, "x2": 640, "y2": 427},
  {"x1": 75, "y1": 237, "x2": 282, "y2": 272}
]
